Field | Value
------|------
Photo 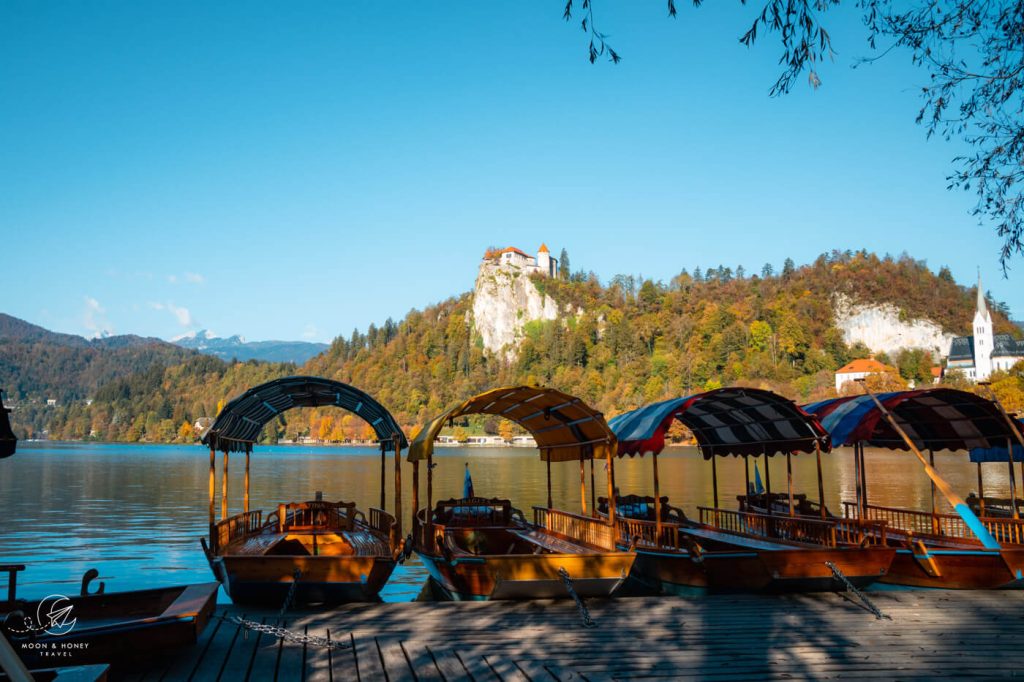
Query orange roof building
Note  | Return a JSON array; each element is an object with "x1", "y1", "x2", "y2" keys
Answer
[
  {"x1": 834, "y1": 358, "x2": 896, "y2": 392},
  {"x1": 482, "y1": 244, "x2": 558, "y2": 278}
]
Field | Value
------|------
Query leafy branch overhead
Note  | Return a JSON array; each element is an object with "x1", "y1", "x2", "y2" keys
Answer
[{"x1": 565, "y1": 1, "x2": 1024, "y2": 270}]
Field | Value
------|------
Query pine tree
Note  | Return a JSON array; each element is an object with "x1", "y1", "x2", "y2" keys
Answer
[
  {"x1": 782, "y1": 258, "x2": 796, "y2": 278},
  {"x1": 559, "y1": 249, "x2": 570, "y2": 280},
  {"x1": 762, "y1": 263, "x2": 774, "y2": 278}
]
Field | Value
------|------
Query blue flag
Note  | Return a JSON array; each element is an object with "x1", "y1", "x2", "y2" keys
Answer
[
  {"x1": 753, "y1": 465, "x2": 765, "y2": 495},
  {"x1": 463, "y1": 462, "x2": 474, "y2": 499}
]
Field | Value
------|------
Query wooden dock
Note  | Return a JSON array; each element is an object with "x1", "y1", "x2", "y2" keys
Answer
[{"x1": 135, "y1": 589, "x2": 1024, "y2": 681}]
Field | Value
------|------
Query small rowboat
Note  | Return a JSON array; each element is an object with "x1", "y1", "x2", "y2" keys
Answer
[
  {"x1": 408, "y1": 386, "x2": 637, "y2": 601},
  {"x1": 201, "y1": 377, "x2": 408, "y2": 605},
  {"x1": 1, "y1": 578, "x2": 217, "y2": 670}
]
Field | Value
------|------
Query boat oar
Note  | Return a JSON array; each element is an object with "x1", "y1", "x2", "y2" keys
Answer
[
  {"x1": 857, "y1": 381, "x2": 1001, "y2": 550},
  {"x1": 0, "y1": 632, "x2": 32, "y2": 682}
]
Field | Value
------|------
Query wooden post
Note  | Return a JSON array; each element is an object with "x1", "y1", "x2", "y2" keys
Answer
[
  {"x1": 208, "y1": 447, "x2": 216, "y2": 527},
  {"x1": 854, "y1": 442, "x2": 863, "y2": 518},
  {"x1": 744, "y1": 455, "x2": 750, "y2": 499},
  {"x1": 590, "y1": 458, "x2": 596, "y2": 517},
  {"x1": 929, "y1": 450, "x2": 939, "y2": 534},
  {"x1": 860, "y1": 445, "x2": 869, "y2": 510},
  {"x1": 653, "y1": 449, "x2": 662, "y2": 543},
  {"x1": 278, "y1": 503, "x2": 286, "y2": 532},
  {"x1": 546, "y1": 455, "x2": 553, "y2": 509},
  {"x1": 221, "y1": 450, "x2": 229, "y2": 521},
  {"x1": 606, "y1": 446, "x2": 617, "y2": 527},
  {"x1": 243, "y1": 449, "x2": 250, "y2": 515},
  {"x1": 579, "y1": 453, "x2": 587, "y2": 514},
  {"x1": 786, "y1": 452, "x2": 795, "y2": 516},
  {"x1": 763, "y1": 452, "x2": 772, "y2": 516},
  {"x1": 977, "y1": 463, "x2": 986, "y2": 517},
  {"x1": 426, "y1": 452, "x2": 434, "y2": 551},
  {"x1": 711, "y1": 454, "x2": 719, "y2": 509},
  {"x1": 1008, "y1": 438, "x2": 1019, "y2": 520},
  {"x1": 412, "y1": 459, "x2": 420, "y2": 541},
  {"x1": 379, "y1": 441, "x2": 386, "y2": 510},
  {"x1": 815, "y1": 441, "x2": 826, "y2": 519},
  {"x1": 394, "y1": 436, "x2": 403, "y2": 538}
]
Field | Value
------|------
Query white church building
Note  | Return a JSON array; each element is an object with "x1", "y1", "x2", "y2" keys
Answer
[
  {"x1": 946, "y1": 275, "x2": 1024, "y2": 381},
  {"x1": 484, "y1": 244, "x2": 558, "y2": 277}
]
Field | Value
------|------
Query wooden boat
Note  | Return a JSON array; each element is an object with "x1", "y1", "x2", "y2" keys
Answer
[
  {"x1": 407, "y1": 386, "x2": 636, "y2": 601},
  {"x1": 801, "y1": 386, "x2": 1024, "y2": 589},
  {"x1": 0, "y1": 390, "x2": 15, "y2": 459},
  {"x1": 1, "y1": 574, "x2": 217, "y2": 670},
  {"x1": 605, "y1": 388, "x2": 896, "y2": 594},
  {"x1": 200, "y1": 376, "x2": 407, "y2": 605}
]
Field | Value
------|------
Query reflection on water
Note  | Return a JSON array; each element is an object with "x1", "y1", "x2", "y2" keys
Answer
[{"x1": 0, "y1": 442, "x2": 1019, "y2": 602}]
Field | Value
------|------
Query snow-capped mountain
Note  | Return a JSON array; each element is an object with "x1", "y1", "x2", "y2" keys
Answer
[{"x1": 171, "y1": 329, "x2": 327, "y2": 364}]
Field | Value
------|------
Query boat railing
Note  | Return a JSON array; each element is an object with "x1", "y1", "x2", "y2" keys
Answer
[
  {"x1": 212, "y1": 510, "x2": 263, "y2": 553},
  {"x1": 368, "y1": 507, "x2": 397, "y2": 541},
  {"x1": 845, "y1": 501, "x2": 1024, "y2": 545},
  {"x1": 614, "y1": 516, "x2": 681, "y2": 550},
  {"x1": 534, "y1": 507, "x2": 618, "y2": 551},
  {"x1": 699, "y1": 506, "x2": 846, "y2": 547},
  {"x1": 263, "y1": 500, "x2": 362, "y2": 533}
]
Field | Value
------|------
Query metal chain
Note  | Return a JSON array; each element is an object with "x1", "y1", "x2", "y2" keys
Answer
[
  {"x1": 277, "y1": 568, "x2": 302, "y2": 619},
  {"x1": 557, "y1": 567, "x2": 596, "y2": 628},
  {"x1": 825, "y1": 561, "x2": 890, "y2": 620},
  {"x1": 225, "y1": 614, "x2": 352, "y2": 650}
]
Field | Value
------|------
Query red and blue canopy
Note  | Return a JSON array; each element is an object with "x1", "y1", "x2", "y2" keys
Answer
[
  {"x1": 609, "y1": 387, "x2": 830, "y2": 459},
  {"x1": 803, "y1": 389, "x2": 1020, "y2": 457}
]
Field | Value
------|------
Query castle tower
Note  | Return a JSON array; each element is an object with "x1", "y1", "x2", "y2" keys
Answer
[
  {"x1": 536, "y1": 243, "x2": 553, "y2": 277},
  {"x1": 973, "y1": 271, "x2": 994, "y2": 381}
]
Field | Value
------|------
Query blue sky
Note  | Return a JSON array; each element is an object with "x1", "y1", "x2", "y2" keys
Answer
[{"x1": 2, "y1": 2, "x2": 1018, "y2": 343}]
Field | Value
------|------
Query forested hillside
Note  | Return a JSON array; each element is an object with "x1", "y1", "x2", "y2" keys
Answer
[{"x1": 5, "y1": 250, "x2": 1023, "y2": 443}]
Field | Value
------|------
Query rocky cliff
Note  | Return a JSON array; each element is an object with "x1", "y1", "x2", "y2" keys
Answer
[
  {"x1": 833, "y1": 294, "x2": 955, "y2": 359},
  {"x1": 470, "y1": 260, "x2": 558, "y2": 358}
]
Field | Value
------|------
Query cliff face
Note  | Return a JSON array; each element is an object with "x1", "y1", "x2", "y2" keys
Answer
[
  {"x1": 833, "y1": 294, "x2": 955, "y2": 359},
  {"x1": 471, "y1": 260, "x2": 558, "y2": 358}
]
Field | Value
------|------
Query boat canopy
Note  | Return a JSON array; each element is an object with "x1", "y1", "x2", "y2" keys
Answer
[
  {"x1": 203, "y1": 375, "x2": 407, "y2": 453},
  {"x1": 407, "y1": 385, "x2": 616, "y2": 463},
  {"x1": 609, "y1": 387, "x2": 830, "y2": 459},
  {"x1": 803, "y1": 389, "x2": 1019, "y2": 453}
]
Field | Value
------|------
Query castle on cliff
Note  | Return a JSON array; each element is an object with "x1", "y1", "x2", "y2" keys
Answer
[{"x1": 483, "y1": 244, "x2": 558, "y2": 278}]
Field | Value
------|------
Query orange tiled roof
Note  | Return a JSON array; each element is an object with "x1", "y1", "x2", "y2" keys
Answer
[
  {"x1": 538, "y1": 243, "x2": 549, "y2": 253},
  {"x1": 931, "y1": 366, "x2": 942, "y2": 377},
  {"x1": 835, "y1": 358, "x2": 894, "y2": 375}
]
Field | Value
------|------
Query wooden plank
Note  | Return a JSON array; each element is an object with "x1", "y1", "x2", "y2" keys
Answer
[
  {"x1": 351, "y1": 633, "x2": 387, "y2": 682},
  {"x1": 399, "y1": 641, "x2": 443, "y2": 681},
  {"x1": 482, "y1": 655, "x2": 528, "y2": 682},
  {"x1": 510, "y1": 659, "x2": 556, "y2": 682},
  {"x1": 375, "y1": 637, "x2": 414, "y2": 682},
  {"x1": 452, "y1": 648, "x2": 498, "y2": 682},
  {"x1": 425, "y1": 645, "x2": 472, "y2": 682},
  {"x1": 273, "y1": 620, "x2": 307, "y2": 682}
]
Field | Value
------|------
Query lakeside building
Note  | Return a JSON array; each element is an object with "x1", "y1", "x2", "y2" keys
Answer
[
  {"x1": 834, "y1": 358, "x2": 897, "y2": 393},
  {"x1": 946, "y1": 274, "x2": 1024, "y2": 381},
  {"x1": 483, "y1": 244, "x2": 558, "y2": 277}
]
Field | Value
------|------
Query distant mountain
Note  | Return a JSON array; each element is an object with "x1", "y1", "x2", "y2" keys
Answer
[{"x1": 172, "y1": 330, "x2": 327, "y2": 364}]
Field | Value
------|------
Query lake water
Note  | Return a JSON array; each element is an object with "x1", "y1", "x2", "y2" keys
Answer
[{"x1": 1, "y1": 442, "x2": 1019, "y2": 602}]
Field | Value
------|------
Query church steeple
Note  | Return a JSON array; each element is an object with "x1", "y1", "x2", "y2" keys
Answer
[
  {"x1": 973, "y1": 268, "x2": 994, "y2": 380},
  {"x1": 976, "y1": 269, "x2": 990, "y2": 321}
]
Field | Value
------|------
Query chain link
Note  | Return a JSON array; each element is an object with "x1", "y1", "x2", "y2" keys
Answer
[
  {"x1": 557, "y1": 567, "x2": 596, "y2": 628},
  {"x1": 225, "y1": 614, "x2": 352, "y2": 650},
  {"x1": 825, "y1": 561, "x2": 890, "y2": 620},
  {"x1": 278, "y1": 568, "x2": 302, "y2": 620}
]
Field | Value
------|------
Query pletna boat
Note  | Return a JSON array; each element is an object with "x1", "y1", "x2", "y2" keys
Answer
[
  {"x1": 802, "y1": 386, "x2": 1024, "y2": 589},
  {"x1": 407, "y1": 386, "x2": 636, "y2": 601},
  {"x1": 1, "y1": 571, "x2": 217, "y2": 670},
  {"x1": 0, "y1": 389, "x2": 15, "y2": 459},
  {"x1": 200, "y1": 376, "x2": 407, "y2": 605},
  {"x1": 605, "y1": 388, "x2": 896, "y2": 594}
]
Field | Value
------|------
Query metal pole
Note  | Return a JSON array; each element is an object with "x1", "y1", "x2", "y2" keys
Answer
[
  {"x1": 786, "y1": 451, "x2": 795, "y2": 516},
  {"x1": 977, "y1": 462, "x2": 986, "y2": 517},
  {"x1": 857, "y1": 379, "x2": 1000, "y2": 549},
  {"x1": 579, "y1": 453, "x2": 587, "y2": 514},
  {"x1": 221, "y1": 450, "x2": 229, "y2": 521},
  {"x1": 815, "y1": 441, "x2": 826, "y2": 519}
]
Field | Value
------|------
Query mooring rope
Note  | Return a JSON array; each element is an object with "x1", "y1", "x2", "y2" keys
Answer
[
  {"x1": 825, "y1": 561, "x2": 890, "y2": 620},
  {"x1": 558, "y1": 567, "x2": 597, "y2": 628}
]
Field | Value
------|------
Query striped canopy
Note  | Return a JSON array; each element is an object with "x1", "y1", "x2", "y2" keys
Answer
[
  {"x1": 407, "y1": 385, "x2": 615, "y2": 463},
  {"x1": 609, "y1": 387, "x2": 830, "y2": 459},
  {"x1": 203, "y1": 376, "x2": 407, "y2": 453},
  {"x1": 803, "y1": 389, "x2": 1018, "y2": 453}
]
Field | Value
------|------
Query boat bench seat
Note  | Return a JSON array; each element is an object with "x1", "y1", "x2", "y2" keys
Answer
[
  {"x1": 230, "y1": 534, "x2": 285, "y2": 556},
  {"x1": 510, "y1": 528, "x2": 591, "y2": 555},
  {"x1": 341, "y1": 531, "x2": 391, "y2": 557},
  {"x1": 685, "y1": 527, "x2": 786, "y2": 551}
]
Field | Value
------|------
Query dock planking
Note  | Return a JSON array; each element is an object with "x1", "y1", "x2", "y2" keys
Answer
[{"x1": 132, "y1": 590, "x2": 1024, "y2": 681}]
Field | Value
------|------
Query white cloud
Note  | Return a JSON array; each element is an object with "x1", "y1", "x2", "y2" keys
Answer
[
  {"x1": 82, "y1": 296, "x2": 113, "y2": 338},
  {"x1": 148, "y1": 301, "x2": 196, "y2": 329},
  {"x1": 167, "y1": 274, "x2": 178, "y2": 284},
  {"x1": 302, "y1": 324, "x2": 319, "y2": 340},
  {"x1": 184, "y1": 272, "x2": 205, "y2": 284}
]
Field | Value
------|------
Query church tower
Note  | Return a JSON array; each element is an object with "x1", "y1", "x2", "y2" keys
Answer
[
  {"x1": 536, "y1": 243, "x2": 553, "y2": 277},
  {"x1": 973, "y1": 271, "x2": 994, "y2": 380}
]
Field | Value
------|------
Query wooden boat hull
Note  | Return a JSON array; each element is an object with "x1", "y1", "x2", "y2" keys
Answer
[
  {"x1": 879, "y1": 547, "x2": 1024, "y2": 589},
  {"x1": 210, "y1": 554, "x2": 397, "y2": 605},
  {"x1": 2, "y1": 583, "x2": 217, "y2": 670},
  {"x1": 629, "y1": 546, "x2": 895, "y2": 594},
  {"x1": 416, "y1": 551, "x2": 635, "y2": 601}
]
